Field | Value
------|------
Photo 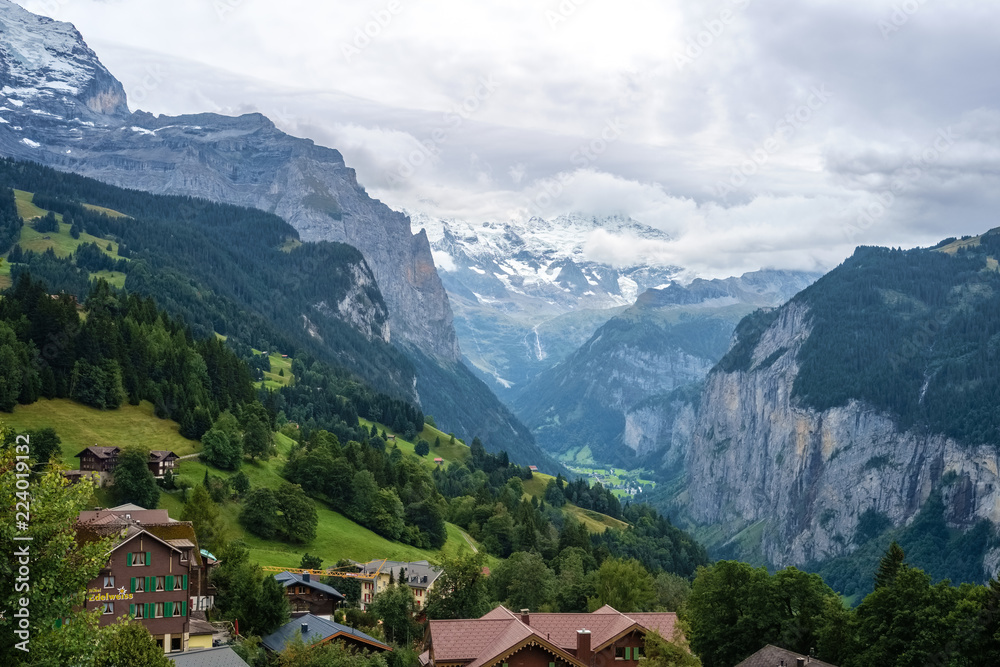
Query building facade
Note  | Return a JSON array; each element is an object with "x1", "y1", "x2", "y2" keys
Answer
[
  {"x1": 273, "y1": 571, "x2": 345, "y2": 618},
  {"x1": 76, "y1": 505, "x2": 214, "y2": 654},
  {"x1": 353, "y1": 559, "x2": 442, "y2": 610}
]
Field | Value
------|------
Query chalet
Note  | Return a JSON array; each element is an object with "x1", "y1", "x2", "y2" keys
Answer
[
  {"x1": 352, "y1": 559, "x2": 442, "y2": 610},
  {"x1": 262, "y1": 614, "x2": 392, "y2": 654},
  {"x1": 74, "y1": 504, "x2": 216, "y2": 654},
  {"x1": 434, "y1": 457, "x2": 444, "y2": 465},
  {"x1": 734, "y1": 646, "x2": 837, "y2": 667},
  {"x1": 77, "y1": 446, "x2": 119, "y2": 474},
  {"x1": 425, "y1": 605, "x2": 681, "y2": 667},
  {"x1": 148, "y1": 450, "x2": 180, "y2": 478},
  {"x1": 273, "y1": 571, "x2": 345, "y2": 618},
  {"x1": 528, "y1": 466, "x2": 539, "y2": 472}
]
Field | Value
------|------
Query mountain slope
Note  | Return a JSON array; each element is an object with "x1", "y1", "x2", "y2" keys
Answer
[
  {"x1": 667, "y1": 233, "x2": 1000, "y2": 579},
  {"x1": 513, "y1": 270, "x2": 819, "y2": 465},
  {"x1": 0, "y1": 1, "x2": 553, "y2": 467}
]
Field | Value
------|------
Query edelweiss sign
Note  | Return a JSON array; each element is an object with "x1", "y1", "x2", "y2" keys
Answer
[{"x1": 87, "y1": 587, "x2": 134, "y2": 603}]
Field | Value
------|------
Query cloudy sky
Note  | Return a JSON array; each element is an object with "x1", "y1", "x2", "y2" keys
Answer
[{"x1": 16, "y1": 0, "x2": 1000, "y2": 278}]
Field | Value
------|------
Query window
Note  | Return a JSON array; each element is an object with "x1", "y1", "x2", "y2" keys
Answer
[
  {"x1": 171, "y1": 637, "x2": 182, "y2": 652},
  {"x1": 180, "y1": 550, "x2": 189, "y2": 562},
  {"x1": 134, "y1": 604, "x2": 144, "y2": 619},
  {"x1": 102, "y1": 602, "x2": 114, "y2": 615},
  {"x1": 615, "y1": 647, "x2": 626, "y2": 661},
  {"x1": 174, "y1": 576, "x2": 185, "y2": 591},
  {"x1": 634, "y1": 647, "x2": 644, "y2": 659},
  {"x1": 134, "y1": 577, "x2": 145, "y2": 592},
  {"x1": 156, "y1": 576, "x2": 165, "y2": 592},
  {"x1": 103, "y1": 576, "x2": 115, "y2": 589},
  {"x1": 128, "y1": 552, "x2": 147, "y2": 567},
  {"x1": 155, "y1": 603, "x2": 164, "y2": 618}
]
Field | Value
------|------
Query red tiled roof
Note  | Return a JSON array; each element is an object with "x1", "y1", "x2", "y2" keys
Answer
[{"x1": 429, "y1": 605, "x2": 680, "y2": 667}]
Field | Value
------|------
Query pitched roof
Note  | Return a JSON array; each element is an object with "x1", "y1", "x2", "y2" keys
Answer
[
  {"x1": 75, "y1": 506, "x2": 203, "y2": 567},
  {"x1": 429, "y1": 605, "x2": 679, "y2": 667},
  {"x1": 261, "y1": 614, "x2": 392, "y2": 653},
  {"x1": 354, "y1": 559, "x2": 443, "y2": 589},
  {"x1": 76, "y1": 446, "x2": 120, "y2": 459},
  {"x1": 274, "y1": 571, "x2": 345, "y2": 599},
  {"x1": 170, "y1": 646, "x2": 249, "y2": 667},
  {"x1": 735, "y1": 646, "x2": 838, "y2": 667},
  {"x1": 149, "y1": 450, "x2": 179, "y2": 462}
]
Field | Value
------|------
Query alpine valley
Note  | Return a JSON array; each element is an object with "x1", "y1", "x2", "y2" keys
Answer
[{"x1": 2, "y1": 0, "x2": 1000, "y2": 619}]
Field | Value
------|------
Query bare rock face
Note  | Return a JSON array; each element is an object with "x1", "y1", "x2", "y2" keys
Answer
[
  {"x1": 681, "y1": 301, "x2": 1000, "y2": 568},
  {"x1": 0, "y1": 0, "x2": 459, "y2": 362}
]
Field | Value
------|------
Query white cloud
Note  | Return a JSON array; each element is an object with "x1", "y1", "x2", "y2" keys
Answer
[{"x1": 14, "y1": 0, "x2": 1000, "y2": 278}]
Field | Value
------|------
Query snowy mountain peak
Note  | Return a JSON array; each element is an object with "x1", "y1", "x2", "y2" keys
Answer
[{"x1": 0, "y1": 0, "x2": 129, "y2": 120}]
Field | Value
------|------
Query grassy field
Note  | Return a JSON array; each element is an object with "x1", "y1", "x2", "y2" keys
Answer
[
  {"x1": 565, "y1": 464, "x2": 657, "y2": 499},
  {"x1": 521, "y1": 471, "x2": 629, "y2": 533},
  {"x1": 0, "y1": 257, "x2": 10, "y2": 290},
  {"x1": 358, "y1": 418, "x2": 471, "y2": 471},
  {"x1": 82, "y1": 203, "x2": 129, "y2": 218},
  {"x1": 1, "y1": 398, "x2": 199, "y2": 465},
  {"x1": 257, "y1": 352, "x2": 294, "y2": 390}
]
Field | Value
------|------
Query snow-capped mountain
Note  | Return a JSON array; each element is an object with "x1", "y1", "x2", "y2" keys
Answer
[{"x1": 409, "y1": 211, "x2": 683, "y2": 394}]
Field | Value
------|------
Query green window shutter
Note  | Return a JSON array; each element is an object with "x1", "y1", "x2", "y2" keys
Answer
[
  {"x1": 146, "y1": 552, "x2": 152, "y2": 566},
  {"x1": 165, "y1": 601, "x2": 173, "y2": 618},
  {"x1": 182, "y1": 575, "x2": 188, "y2": 590},
  {"x1": 550, "y1": 662, "x2": 555, "y2": 667},
  {"x1": 181, "y1": 601, "x2": 187, "y2": 617},
  {"x1": 126, "y1": 552, "x2": 132, "y2": 567},
  {"x1": 129, "y1": 604, "x2": 135, "y2": 617},
  {"x1": 129, "y1": 577, "x2": 135, "y2": 593},
  {"x1": 626, "y1": 648, "x2": 631, "y2": 660},
  {"x1": 145, "y1": 603, "x2": 151, "y2": 618},
  {"x1": 166, "y1": 575, "x2": 174, "y2": 591}
]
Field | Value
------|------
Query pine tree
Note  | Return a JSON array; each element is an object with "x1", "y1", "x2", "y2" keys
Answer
[{"x1": 875, "y1": 541, "x2": 906, "y2": 589}]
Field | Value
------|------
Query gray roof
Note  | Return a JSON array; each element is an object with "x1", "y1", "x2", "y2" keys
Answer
[
  {"x1": 355, "y1": 559, "x2": 442, "y2": 589},
  {"x1": 170, "y1": 646, "x2": 249, "y2": 667},
  {"x1": 735, "y1": 645, "x2": 838, "y2": 667},
  {"x1": 273, "y1": 571, "x2": 344, "y2": 599},
  {"x1": 261, "y1": 614, "x2": 391, "y2": 653}
]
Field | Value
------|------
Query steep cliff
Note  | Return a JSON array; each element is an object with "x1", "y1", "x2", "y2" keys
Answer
[
  {"x1": 513, "y1": 270, "x2": 817, "y2": 465},
  {"x1": 673, "y1": 236, "x2": 1000, "y2": 574}
]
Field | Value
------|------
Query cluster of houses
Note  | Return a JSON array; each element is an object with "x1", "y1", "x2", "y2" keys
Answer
[
  {"x1": 69, "y1": 498, "x2": 825, "y2": 667},
  {"x1": 68, "y1": 445, "x2": 179, "y2": 485}
]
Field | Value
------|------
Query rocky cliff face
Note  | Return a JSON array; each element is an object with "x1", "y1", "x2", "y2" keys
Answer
[
  {"x1": 0, "y1": 0, "x2": 458, "y2": 362},
  {"x1": 679, "y1": 299, "x2": 1000, "y2": 570},
  {"x1": 513, "y1": 269, "x2": 818, "y2": 465}
]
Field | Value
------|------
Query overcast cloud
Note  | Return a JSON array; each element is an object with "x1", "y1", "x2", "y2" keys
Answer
[{"x1": 16, "y1": 0, "x2": 1000, "y2": 278}]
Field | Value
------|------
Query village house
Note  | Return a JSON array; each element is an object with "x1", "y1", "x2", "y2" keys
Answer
[
  {"x1": 424, "y1": 605, "x2": 681, "y2": 667},
  {"x1": 74, "y1": 504, "x2": 216, "y2": 653},
  {"x1": 74, "y1": 446, "x2": 179, "y2": 484},
  {"x1": 273, "y1": 571, "x2": 345, "y2": 618},
  {"x1": 352, "y1": 559, "x2": 443, "y2": 610}
]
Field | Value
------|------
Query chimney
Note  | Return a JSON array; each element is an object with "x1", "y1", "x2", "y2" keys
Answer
[
  {"x1": 303, "y1": 572, "x2": 310, "y2": 582},
  {"x1": 796, "y1": 660, "x2": 805, "y2": 667},
  {"x1": 301, "y1": 621, "x2": 309, "y2": 634},
  {"x1": 520, "y1": 609, "x2": 530, "y2": 625},
  {"x1": 577, "y1": 630, "x2": 592, "y2": 665}
]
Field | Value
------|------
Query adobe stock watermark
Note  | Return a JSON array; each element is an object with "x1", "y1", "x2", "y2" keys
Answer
[
  {"x1": 843, "y1": 126, "x2": 957, "y2": 243},
  {"x1": 715, "y1": 85, "x2": 832, "y2": 198},
  {"x1": 878, "y1": 0, "x2": 932, "y2": 40},
  {"x1": 129, "y1": 65, "x2": 168, "y2": 106},
  {"x1": 545, "y1": 0, "x2": 590, "y2": 31},
  {"x1": 11, "y1": 434, "x2": 33, "y2": 653},
  {"x1": 527, "y1": 117, "x2": 626, "y2": 217},
  {"x1": 675, "y1": 0, "x2": 754, "y2": 71},
  {"x1": 342, "y1": 1, "x2": 404, "y2": 63},
  {"x1": 384, "y1": 74, "x2": 500, "y2": 187}
]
